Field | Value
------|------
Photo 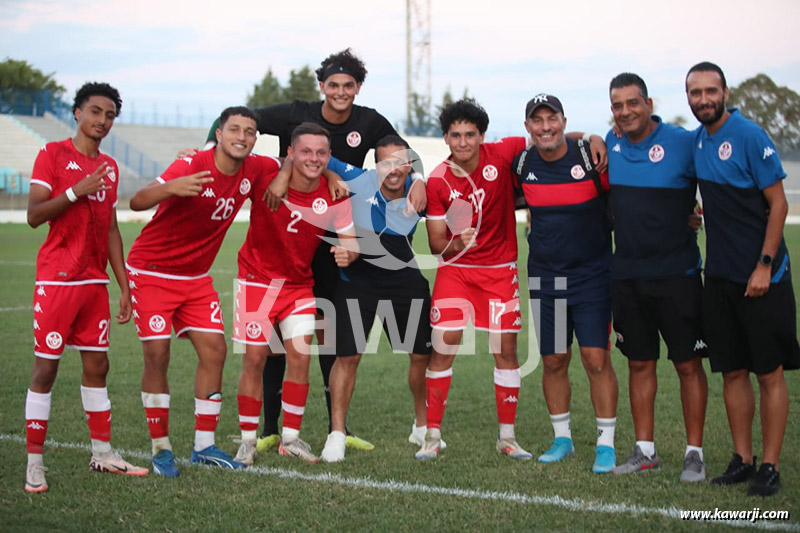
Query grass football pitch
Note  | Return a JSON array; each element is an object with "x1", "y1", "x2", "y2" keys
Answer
[{"x1": 1, "y1": 221, "x2": 799, "y2": 532}]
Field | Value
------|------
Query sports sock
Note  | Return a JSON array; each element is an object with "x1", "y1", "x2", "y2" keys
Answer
[
  {"x1": 596, "y1": 417, "x2": 616, "y2": 448},
  {"x1": 425, "y1": 368, "x2": 453, "y2": 430},
  {"x1": 25, "y1": 389, "x2": 51, "y2": 460},
  {"x1": 281, "y1": 381, "x2": 309, "y2": 434},
  {"x1": 550, "y1": 412, "x2": 571, "y2": 440},
  {"x1": 194, "y1": 395, "x2": 222, "y2": 451},
  {"x1": 142, "y1": 392, "x2": 171, "y2": 454},
  {"x1": 237, "y1": 394, "x2": 262, "y2": 441},
  {"x1": 685, "y1": 445, "x2": 703, "y2": 461},
  {"x1": 81, "y1": 386, "x2": 112, "y2": 455},
  {"x1": 494, "y1": 367, "x2": 520, "y2": 436},
  {"x1": 261, "y1": 355, "x2": 285, "y2": 436},
  {"x1": 636, "y1": 440, "x2": 656, "y2": 458}
]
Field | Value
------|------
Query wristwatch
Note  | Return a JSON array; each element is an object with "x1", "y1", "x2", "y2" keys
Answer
[{"x1": 759, "y1": 253, "x2": 773, "y2": 267}]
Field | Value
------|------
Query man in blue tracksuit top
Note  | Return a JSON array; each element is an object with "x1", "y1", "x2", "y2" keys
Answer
[
  {"x1": 606, "y1": 73, "x2": 709, "y2": 482},
  {"x1": 318, "y1": 135, "x2": 434, "y2": 462},
  {"x1": 686, "y1": 61, "x2": 800, "y2": 497}
]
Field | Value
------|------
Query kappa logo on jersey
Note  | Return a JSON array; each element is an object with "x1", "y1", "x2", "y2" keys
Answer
[
  {"x1": 246, "y1": 322, "x2": 262, "y2": 339},
  {"x1": 366, "y1": 196, "x2": 380, "y2": 206},
  {"x1": 512, "y1": 317, "x2": 522, "y2": 327},
  {"x1": 132, "y1": 310, "x2": 140, "y2": 319},
  {"x1": 202, "y1": 188, "x2": 216, "y2": 198},
  {"x1": 430, "y1": 306, "x2": 441, "y2": 323},
  {"x1": 525, "y1": 171, "x2": 538, "y2": 181},
  {"x1": 37, "y1": 286, "x2": 46, "y2": 297},
  {"x1": 612, "y1": 143, "x2": 621, "y2": 153},
  {"x1": 239, "y1": 178, "x2": 251, "y2": 196},
  {"x1": 347, "y1": 131, "x2": 362, "y2": 148},
  {"x1": 131, "y1": 295, "x2": 137, "y2": 304},
  {"x1": 482, "y1": 165, "x2": 498, "y2": 182},
  {"x1": 45, "y1": 331, "x2": 62, "y2": 350},
  {"x1": 129, "y1": 280, "x2": 137, "y2": 289},
  {"x1": 648, "y1": 144, "x2": 665, "y2": 163},
  {"x1": 182, "y1": 156, "x2": 193, "y2": 164},
  {"x1": 694, "y1": 339, "x2": 708, "y2": 351},
  {"x1": 763, "y1": 146, "x2": 776, "y2": 159},
  {"x1": 698, "y1": 140, "x2": 703, "y2": 150},
  {"x1": 149, "y1": 315, "x2": 166, "y2": 333},
  {"x1": 345, "y1": 163, "x2": 355, "y2": 173},
  {"x1": 503, "y1": 396, "x2": 518, "y2": 403},
  {"x1": 34, "y1": 302, "x2": 42, "y2": 313},
  {"x1": 65, "y1": 161, "x2": 82, "y2": 171},
  {"x1": 33, "y1": 319, "x2": 40, "y2": 330},
  {"x1": 27, "y1": 421, "x2": 45, "y2": 430},
  {"x1": 570, "y1": 165, "x2": 585, "y2": 180},
  {"x1": 448, "y1": 190, "x2": 463, "y2": 201},
  {"x1": 107, "y1": 169, "x2": 117, "y2": 182},
  {"x1": 312, "y1": 198, "x2": 328, "y2": 215},
  {"x1": 718, "y1": 141, "x2": 733, "y2": 161}
]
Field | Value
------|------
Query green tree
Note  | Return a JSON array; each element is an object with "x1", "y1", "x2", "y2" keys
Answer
[
  {"x1": 246, "y1": 67, "x2": 285, "y2": 107},
  {"x1": 0, "y1": 58, "x2": 66, "y2": 115},
  {"x1": 668, "y1": 115, "x2": 688, "y2": 128},
  {"x1": 729, "y1": 73, "x2": 800, "y2": 157},
  {"x1": 285, "y1": 66, "x2": 320, "y2": 102}
]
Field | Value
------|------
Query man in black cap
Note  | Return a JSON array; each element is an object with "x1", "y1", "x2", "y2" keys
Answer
[{"x1": 512, "y1": 94, "x2": 618, "y2": 474}]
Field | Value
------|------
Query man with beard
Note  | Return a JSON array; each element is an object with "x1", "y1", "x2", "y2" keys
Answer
[{"x1": 686, "y1": 61, "x2": 800, "y2": 496}]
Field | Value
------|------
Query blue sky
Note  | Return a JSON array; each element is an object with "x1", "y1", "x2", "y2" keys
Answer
[{"x1": 2, "y1": 0, "x2": 799, "y2": 140}]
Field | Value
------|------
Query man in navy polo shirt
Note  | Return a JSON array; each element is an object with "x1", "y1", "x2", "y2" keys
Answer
[
  {"x1": 606, "y1": 73, "x2": 709, "y2": 482},
  {"x1": 513, "y1": 94, "x2": 618, "y2": 474},
  {"x1": 686, "y1": 61, "x2": 800, "y2": 496}
]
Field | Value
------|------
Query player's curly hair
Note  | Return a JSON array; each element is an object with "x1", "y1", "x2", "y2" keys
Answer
[
  {"x1": 72, "y1": 82, "x2": 122, "y2": 117},
  {"x1": 439, "y1": 98, "x2": 489, "y2": 135},
  {"x1": 316, "y1": 48, "x2": 367, "y2": 84}
]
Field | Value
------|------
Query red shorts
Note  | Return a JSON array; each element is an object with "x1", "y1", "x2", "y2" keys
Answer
[
  {"x1": 33, "y1": 283, "x2": 111, "y2": 359},
  {"x1": 430, "y1": 264, "x2": 521, "y2": 332},
  {"x1": 128, "y1": 271, "x2": 224, "y2": 340},
  {"x1": 233, "y1": 280, "x2": 317, "y2": 345}
]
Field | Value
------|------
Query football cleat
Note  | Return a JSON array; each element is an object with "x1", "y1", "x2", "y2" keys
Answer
[
  {"x1": 321, "y1": 431, "x2": 347, "y2": 463},
  {"x1": 613, "y1": 445, "x2": 659, "y2": 474},
  {"x1": 89, "y1": 450, "x2": 149, "y2": 476},
  {"x1": 414, "y1": 429, "x2": 441, "y2": 460},
  {"x1": 345, "y1": 434, "x2": 375, "y2": 451},
  {"x1": 680, "y1": 450, "x2": 706, "y2": 483},
  {"x1": 191, "y1": 445, "x2": 247, "y2": 469},
  {"x1": 538, "y1": 437, "x2": 575, "y2": 463},
  {"x1": 279, "y1": 438, "x2": 320, "y2": 464},
  {"x1": 712, "y1": 453, "x2": 756, "y2": 485},
  {"x1": 408, "y1": 423, "x2": 447, "y2": 449},
  {"x1": 24, "y1": 462, "x2": 48, "y2": 493},
  {"x1": 496, "y1": 438, "x2": 533, "y2": 460},
  {"x1": 233, "y1": 439, "x2": 258, "y2": 466},
  {"x1": 593, "y1": 445, "x2": 616, "y2": 474},
  {"x1": 256, "y1": 433, "x2": 281, "y2": 453},
  {"x1": 152, "y1": 449, "x2": 180, "y2": 478}
]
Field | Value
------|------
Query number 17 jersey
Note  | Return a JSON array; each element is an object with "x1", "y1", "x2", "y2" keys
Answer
[{"x1": 127, "y1": 149, "x2": 280, "y2": 279}]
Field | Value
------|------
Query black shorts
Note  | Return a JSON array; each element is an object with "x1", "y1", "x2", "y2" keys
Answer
[
  {"x1": 611, "y1": 275, "x2": 707, "y2": 363},
  {"x1": 332, "y1": 277, "x2": 433, "y2": 357},
  {"x1": 703, "y1": 277, "x2": 800, "y2": 374},
  {"x1": 312, "y1": 239, "x2": 340, "y2": 316}
]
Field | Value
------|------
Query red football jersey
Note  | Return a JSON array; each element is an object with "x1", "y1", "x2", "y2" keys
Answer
[
  {"x1": 426, "y1": 137, "x2": 525, "y2": 266},
  {"x1": 237, "y1": 176, "x2": 354, "y2": 286},
  {"x1": 31, "y1": 139, "x2": 119, "y2": 284},
  {"x1": 127, "y1": 150, "x2": 279, "y2": 278}
]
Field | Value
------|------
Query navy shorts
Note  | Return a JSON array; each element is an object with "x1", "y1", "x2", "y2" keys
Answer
[{"x1": 529, "y1": 276, "x2": 611, "y2": 355}]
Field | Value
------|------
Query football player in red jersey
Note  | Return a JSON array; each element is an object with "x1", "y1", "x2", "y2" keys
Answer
[
  {"x1": 418, "y1": 99, "x2": 531, "y2": 461},
  {"x1": 127, "y1": 106, "x2": 280, "y2": 476},
  {"x1": 24, "y1": 82, "x2": 148, "y2": 494},
  {"x1": 233, "y1": 122, "x2": 357, "y2": 464}
]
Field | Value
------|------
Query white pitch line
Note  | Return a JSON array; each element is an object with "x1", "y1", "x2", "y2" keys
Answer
[
  {"x1": 0, "y1": 433, "x2": 796, "y2": 531},
  {"x1": 0, "y1": 305, "x2": 30, "y2": 312}
]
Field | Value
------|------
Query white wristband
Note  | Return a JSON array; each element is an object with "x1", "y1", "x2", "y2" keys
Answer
[
  {"x1": 582, "y1": 132, "x2": 593, "y2": 143},
  {"x1": 411, "y1": 172, "x2": 426, "y2": 183},
  {"x1": 65, "y1": 187, "x2": 78, "y2": 203}
]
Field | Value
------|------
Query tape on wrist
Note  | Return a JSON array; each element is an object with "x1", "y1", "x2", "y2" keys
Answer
[{"x1": 65, "y1": 187, "x2": 78, "y2": 203}]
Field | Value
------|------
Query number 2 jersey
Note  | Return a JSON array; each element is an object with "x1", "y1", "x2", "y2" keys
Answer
[
  {"x1": 237, "y1": 175, "x2": 354, "y2": 287},
  {"x1": 31, "y1": 138, "x2": 120, "y2": 284},
  {"x1": 126, "y1": 149, "x2": 280, "y2": 278}
]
